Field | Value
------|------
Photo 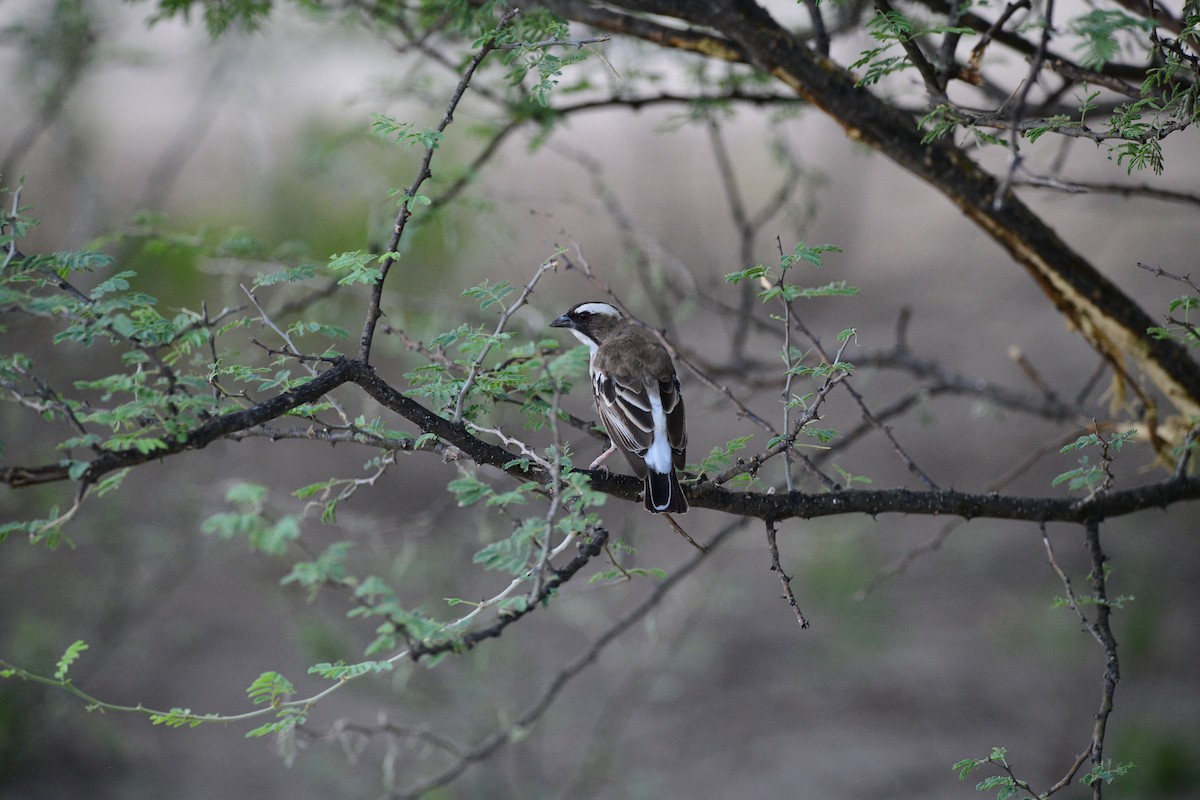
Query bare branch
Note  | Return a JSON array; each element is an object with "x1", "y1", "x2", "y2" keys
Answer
[
  {"x1": 393, "y1": 520, "x2": 743, "y2": 798},
  {"x1": 357, "y1": 9, "x2": 519, "y2": 365},
  {"x1": 765, "y1": 519, "x2": 811, "y2": 628}
]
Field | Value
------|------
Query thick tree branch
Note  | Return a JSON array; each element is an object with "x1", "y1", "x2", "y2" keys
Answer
[
  {"x1": 684, "y1": 478, "x2": 1200, "y2": 523},
  {"x1": 10, "y1": 352, "x2": 1198, "y2": 527},
  {"x1": 3, "y1": 359, "x2": 358, "y2": 489}
]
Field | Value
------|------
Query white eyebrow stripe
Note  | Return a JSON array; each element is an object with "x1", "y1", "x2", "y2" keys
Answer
[{"x1": 574, "y1": 302, "x2": 621, "y2": 316}]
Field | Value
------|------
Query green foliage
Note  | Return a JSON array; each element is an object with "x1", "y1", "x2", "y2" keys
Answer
[
  {"x1": 833, "y1": 464, "x2": 872, "y2": 488},
  {"x1": 139, "y1": 0, "x2": 272, "y2": 37},
  {"x1": 919, "y1": 104, "x2": 959, "y2": 144},
  {"x1": 149, "y1": 707, "x2": 214, "y2": 729},
  {"x1": 589, "y1": 565, "x2": 668, "y2": 584},
  {"x1": 1082, "y1": 759, "x2": 1136, "y2": 787},
  {"x1": 308, "y1": 660, "x2": 395, "y2": 680},
  {"x1": 1059, "y1": 429, "x2": 1136, "y2": 454},
  {"x1": 252, "y1": 264, "x2": 320, "y2": 289},
  {"x1": 327, "y1": 250, "x2": 385, "y2": 286},
  {"x1": 371, "y1": 114, "x2": 446, "y2": 150},
  {"x1": 1101, "y1": 54, "x2": 1199, "y2": 175},
  {"x1": 0, "y1": 509, "x2": 69, "y2": 549},
  {"x1": 726, "y1": 241, "x2": 852, "y2": 303},
  {"x1": 246, "y1": 671, "x2": 295, "y2": 707},
  {"x1": 473, "y1": 519, "x2": 540, "y2": 573},
  {"x1": 786, "y1": 359, "x2": 855, "y2": 378},
  {"x1": 1052, "y1": 592, "x2": 1135, "y2": 610},
  {"x1": 696, "y1": 435, "x2": 754, "y2": 475},
  {"x1": 1068, "y1": 10, "x2": 1153, "y2": 69},
  {"x1": 244, "y1": 706, "x2": 307, "y2": 739},
  {"x1": 1053, "y1": 429, "x2": 1136, "y2": 491},
  {"x1": 850, "y1": 11, "x2": 974, "y2": 87},
  {"x1": 1148, "y1": 295, "x2": 1200, "y2": 347},
  {"x1": 53, "y1": 640, "x2": 88, "y2": 681},
  {"x1": 462, "y1": 279, "x2": 515, "y2": 310},
  {"x1": 491, "y1": 9, "x2": 590, "y2": 106},
  {"x1": 953, "y1": 747, "x2": 1034, "y2": 800},
  {"x1": 400, "y1": 307, "x2": 565, "y2": 423},
  {"x1": 201, "y1": 484, "x2": 302, "y2": 556},
  {"x1": 281, "y1": 541, "x2": 354, "y2": 594}
]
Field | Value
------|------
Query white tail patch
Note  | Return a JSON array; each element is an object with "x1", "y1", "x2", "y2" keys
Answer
[{"x1": 644, "y1": 388, "x2": 673, "y2": 474}]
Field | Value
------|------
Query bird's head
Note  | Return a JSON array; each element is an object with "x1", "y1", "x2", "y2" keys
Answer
[{"x1": 549, "y1": 301, "x2": 625, "y2": 350}]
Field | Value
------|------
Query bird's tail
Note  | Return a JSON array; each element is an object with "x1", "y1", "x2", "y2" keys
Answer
[{"x1": 644, "y1": 469, "x2": 687, "y2": 514}]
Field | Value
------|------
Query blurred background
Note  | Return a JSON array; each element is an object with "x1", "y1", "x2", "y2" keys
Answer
[{"x1": 2, "y1": 1, "x2": 1199, "y2": 798}]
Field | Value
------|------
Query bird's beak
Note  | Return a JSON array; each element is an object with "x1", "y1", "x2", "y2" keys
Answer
[{"x1": 549, "y1": 314, "x2": 572, "y2": 329}]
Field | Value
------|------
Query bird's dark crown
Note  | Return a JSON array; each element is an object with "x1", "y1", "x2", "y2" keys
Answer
[
  {"x1": 563, "y1": 301, "x2": 622, "y2": 321},
  {"x1": 549, "y1": 301, "x2": 625, "y2": 341}
]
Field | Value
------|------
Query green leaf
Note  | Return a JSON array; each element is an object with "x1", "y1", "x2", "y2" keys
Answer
[
  {"x1": 725, "y1": 265, "x2": 768, "y2": 285},
  {"x1": 246, "y1": 671, "x2": 295, "y2": 706},
  {"x1": 486, "y1": 481, "x2": 537, "y2": 507},
  {"x1": 327, "y1": 251, "x2": 383, "y2": 286},
  {"x1": 1081, "y1": 759, "x2": 1135, "y2": 786},
  {"x1": 697, "y1": 435, "x2": 754, "y2": 474},
  {"x1": 149, "y1": 707, "x2": 206, "y2": 729},
  {"x1": 448, "y1": 472, "x2": 491, "y2": 506},
  {"x1": 1051, "y1": 462, "x2": 1104, "y2": 489},
  {"x1": 147, "y1": 0, "x2": 273, "y2": 37},
  {"x1": 1060, "y1": 433, "x2": 1103, "y2": 453},
  {"x1": 281, "y1": 542, "x2": 354, "y2": 591},
  {"x1": 54, "y1": 640, "x2": 89, "y2": 681},
  {"x1": 1069, "y1": 10, "x2": 1153, "y2": 69},
  {"x1": 308, "y1": 660, "x2": 395, "y2": 680},
  {"x1": 253, "y1": 264, "x2": 319, "y2": 288},
  {"x1": 462, "y1": 279, "x2": 516, "y2": 310},
  {"x1": 781, "y1": 242, "x2": 843, "y2": 270},
  {"x1": 244, "y1": 706, "x2": 307, "y2": 738},
  {"x1": 473, "y1": 523, "x2": 539, "y2": 574},
  {"x1": 88, "y1": 271, "x2": 135, "y2": 300},
  {"x1": 94, "y1": 468, "x2": 130, "y2": 496},
  {"x1": 371, "y1": 115, "x2": 445, "y2": 150}
]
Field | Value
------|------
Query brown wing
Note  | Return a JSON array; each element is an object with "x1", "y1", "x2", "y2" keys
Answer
[{"x1": 593, "y1": 369, "x2": 656, "y2": 477}]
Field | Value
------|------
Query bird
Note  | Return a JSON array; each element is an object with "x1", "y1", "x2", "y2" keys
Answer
[{"x1": 550, "y1": 301, "x2": 688, "y2": 514}]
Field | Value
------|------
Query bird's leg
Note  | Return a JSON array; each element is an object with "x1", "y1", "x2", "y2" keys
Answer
[{"x1": 588, "y1": 442, "x2": 617, "y2": 472}]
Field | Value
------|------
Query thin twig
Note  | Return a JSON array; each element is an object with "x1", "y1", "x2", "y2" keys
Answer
[
  {"x1": 788, "y1": 305, "x2": 942, "y2": 490},
  {"x1": 1043, "y1": 521, "x2": 1123, "y2": 797},
  {"x1": 994, "y1": 0, "x2": 1056, "y2": 211},
  {"x1": 357, "y1": 9, "x2": 519, "y2": 365},
  {"x1": 393, "y1": 520, "x2": 742, "y2": 798},
  {"x1": 1083, "y1": 519, "x2": 1121, "y2": 796},
  {"x1": 242, "y1": 283, "x2": 350, "y2": 424},
  {"x1": 494, "y1": 35, "x2": 610, "y2": 50},
  {"x1": 1137, "y1": 261, "x2": 1200, "y2": 294},
  {"x1": 451, "y1": 257, "x2": 555, "y2": 424},
  {"x1": 765, "y1": 519, "x2": 810, "y2": 628},
  {"x1": 662, "y1": 512, "x2": 708, "y2": 553}
]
